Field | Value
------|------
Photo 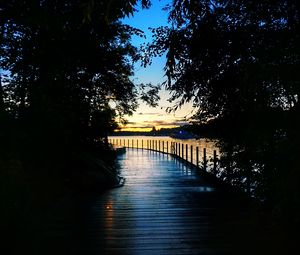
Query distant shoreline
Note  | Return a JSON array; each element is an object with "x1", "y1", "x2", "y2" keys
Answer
[
  {"x1": 110, "y1": 133, "x2": 170, "y2": 137},
  {"x1": 110, "y1": 127, "x2": 184, "y2": 137}
]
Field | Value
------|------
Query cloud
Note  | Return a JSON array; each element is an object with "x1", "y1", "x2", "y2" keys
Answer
[
  {"x1": 142, "y1": 119, "x2": 188, "y2": 127},
  {"x1": 176, "y1": 118, "x2": 188, "y2": 122},
  {"x1": 138, "y1": 112, "x2": 160, "y2": 116},
  {"x1": 143, "y1": 120, "x2": 163, "y2": 124},
  {"x1": 124, "y1": 125, "x2": 154, "y2": 129},
  {"x1": 167, "y1": 121, "x2": 188, "y2": 126}
]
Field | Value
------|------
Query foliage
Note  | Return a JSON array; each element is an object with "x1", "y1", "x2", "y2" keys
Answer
[
  {"x1": 139, "y1": 83, "x2": 161, "y2": 107},
  {"x1": 0, "y1": 0, "x2": 153, "y2": 247},
  {"x1": 1, "y1": 1, "x2": 144, "y2": 143},
  {"x1": 146, "y1": 0, "x2": 300, "y2": 223}
]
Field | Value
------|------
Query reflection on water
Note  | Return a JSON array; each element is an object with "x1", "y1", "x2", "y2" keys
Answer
[
  {"x1": 109, "y1": 135, "x2": 220, "y2": 172},
  {"x1": 109, "y1": 136, "x2": 218, "y2": 153}
]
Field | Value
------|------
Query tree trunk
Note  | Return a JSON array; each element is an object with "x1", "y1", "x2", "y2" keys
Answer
[{"x1": 0, "y1": 75, "x2": 5, "y2": 113}]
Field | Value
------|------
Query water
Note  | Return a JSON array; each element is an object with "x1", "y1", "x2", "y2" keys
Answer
[{"x1": 108, "y1": 136, "x2": 220, "y2": 171}]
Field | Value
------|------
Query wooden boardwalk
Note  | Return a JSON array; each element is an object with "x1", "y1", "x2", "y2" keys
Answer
[{"x1": 29, "y1": 148, "x2": 275, "y2": 255}]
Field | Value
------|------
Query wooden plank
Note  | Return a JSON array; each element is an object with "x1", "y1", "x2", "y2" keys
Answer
[{"x1": 31, "y1": 148, "x2": 273, "y2": 255}]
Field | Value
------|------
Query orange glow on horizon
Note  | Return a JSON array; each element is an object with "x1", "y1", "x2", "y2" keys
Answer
[
  {"x1": 115, "y1": 98, "x2": 195, "y2": 132},
  {"x1": 117, "y1": 124, "x2": 179, "y2": 132}
]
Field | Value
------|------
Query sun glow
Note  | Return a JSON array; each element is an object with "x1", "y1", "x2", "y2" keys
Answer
[
  {"x1": 117, "y1": 101, "x2": 194, "y2": 132},
  {"x1": 119, "y1": 2, "x2": 196, "y2": 132}
]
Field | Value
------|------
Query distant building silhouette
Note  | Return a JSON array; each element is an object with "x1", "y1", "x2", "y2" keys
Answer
[{"x1": 151, "y1": 126, "x2": 157, "y2": 133}]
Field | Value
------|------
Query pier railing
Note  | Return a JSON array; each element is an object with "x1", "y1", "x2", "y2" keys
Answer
[
  {"x1": 108, "y1": 138, "x2": 219, "y2": 174},
  {"x1": 109, "y1": 138, "x2": 259, "y2": 195}
]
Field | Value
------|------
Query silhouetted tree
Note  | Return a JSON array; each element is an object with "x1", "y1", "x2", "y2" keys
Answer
[
  {"x1": 0, "y1": 0, "x2": 153, "y2": 150},
  {"x1": 89, "y1": 105, "x2": 119, "y2": 146},
  {"x1": 0, "y1": 1, "x2": 154, "y2": 251},
  {"x1": 146, "y1": 0, "x2": 300, "y2": 223}
]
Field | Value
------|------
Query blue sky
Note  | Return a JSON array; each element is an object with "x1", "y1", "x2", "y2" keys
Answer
[
  {"x1": 123, "y1": 0, "x2": 169, "y2": 85},
  {"x1": 121, "y1": 0, "x2": 194, "y2": 131},
  {"x1": 1, "y1": 1, "x2": 193, "y2": 131}
]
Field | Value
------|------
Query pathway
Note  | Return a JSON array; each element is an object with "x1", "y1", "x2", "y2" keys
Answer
[
  {"x1": 31, "y1": 149, "x2": 275, "y2": 255},
  {"x1": 85, "y1": 149, "x2": 265, "y2": 254}
]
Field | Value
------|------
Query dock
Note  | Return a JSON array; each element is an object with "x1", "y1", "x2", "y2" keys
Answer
[{"x1": 28, "y1": 148, "x2": 279, "y2": 255}]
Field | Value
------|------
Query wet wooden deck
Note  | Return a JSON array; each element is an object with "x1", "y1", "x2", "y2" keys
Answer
[{"x1": 30, "y1": 148, "x2": 275, "y2": 255}]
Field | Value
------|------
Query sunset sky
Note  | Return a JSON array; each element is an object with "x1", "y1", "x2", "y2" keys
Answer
[{"x1": 120, "y1": 0, "x2": 194, "y2": 131}]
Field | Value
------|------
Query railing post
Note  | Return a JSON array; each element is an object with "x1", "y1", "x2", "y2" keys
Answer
[
  {"x1": 155, "y1": 140, "x2": 157, "y2": 151},
  {"x1": 181, "y1": 144, "x2": 184, "y2": 158},
  {"x1": 159, "y1": 140, "x2": 161, "y2": 152},
  {"x1": 142, "y1": 139, "x2": 143, "y2": 149},
  {"x1": 196, "y1": 147, "x2": 199, "y2": 168},
  {"x1": 190, "y1": 145, "x2": 193, "y2": 164},
  {"x1": 137, "y1": 139, "x2": 138, "y2": 149},
  {"x1": 162, "y1": 141, "x2": 164, "y2": 153},
  {"x1": 185, "y1": 144, "x2": 188, "y2": 161},
  {"x1": 166, "y1": 141, "x2": 169, "y2": 154},
  {"x1": 178, "y1": 143, "x2": 180, "y2": 158},
  {"x1": 173, "y1": 142, "x2": 176, "y2": 155},
  {"x1": 127, "y1": 139, "x2": 129, "y2": 148},
  {"x1": 203, "y1": 148, "x2": 207, "y2": 171},
  {"x1": 213, "y1": 150, "x2": 217, "y2": 175}
]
